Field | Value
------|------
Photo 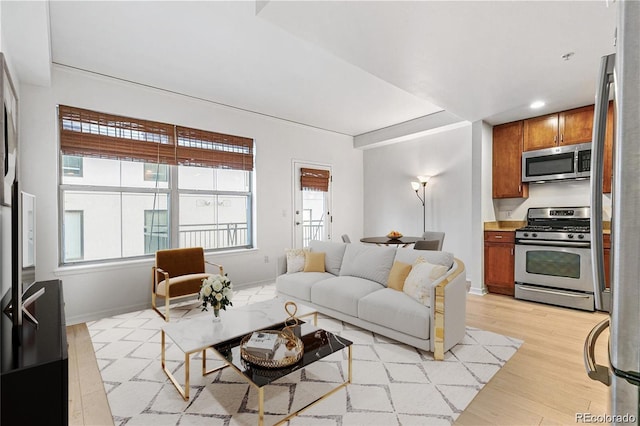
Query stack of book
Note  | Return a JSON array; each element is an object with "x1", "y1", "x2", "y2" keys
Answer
[{"x1": 244, "y1": 332, "x2": 280, "y2": 359}]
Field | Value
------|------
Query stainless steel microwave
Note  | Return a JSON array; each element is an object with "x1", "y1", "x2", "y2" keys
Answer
[{"x1": 522, "y1": 142, "x2": 591, "y2": 182}]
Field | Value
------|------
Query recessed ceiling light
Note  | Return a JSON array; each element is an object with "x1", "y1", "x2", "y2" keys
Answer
[{"x1": 530, "y1": 101, "x2": 545, "y2": 109}]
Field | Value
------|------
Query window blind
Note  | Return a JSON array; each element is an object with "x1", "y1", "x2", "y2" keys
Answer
[
  {"x1": 58, "y1": 105, "x2": 176, "y2": 164},
  {"x1": 58, "y1": 105, "x2": 254, "y2": 171},
  {"x1": 300, "y1": 168, "x2": 330, "y2": 192},
  {"x1": 176, "y1": 127, "x2": 254, "y2": 171}
]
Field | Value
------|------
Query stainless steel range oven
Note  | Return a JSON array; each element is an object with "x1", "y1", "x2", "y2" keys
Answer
[{"x1": 514, "y1": 207, "x2": 595, "y2": 311}]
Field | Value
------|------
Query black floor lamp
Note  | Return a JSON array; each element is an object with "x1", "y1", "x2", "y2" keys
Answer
[{"x1": 410, "y1": 176, "x2": 430, "y2": 233}]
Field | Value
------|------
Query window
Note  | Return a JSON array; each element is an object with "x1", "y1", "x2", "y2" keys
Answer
[
  {"x1": 62, "y1": 156, "x2": 83, "y2": 177},
  {"x1": 144, "y1": 210, "x2": 169, "y2": 253},
  {"x1": 144, "y1": 163, "x2": 168, "y2": 182},
  {"x1": 63, "y1": 211, "x2": 84, "y2": 261},
  {"x1": 58, "y1": 105, "x2": 254, "y2": 264}
]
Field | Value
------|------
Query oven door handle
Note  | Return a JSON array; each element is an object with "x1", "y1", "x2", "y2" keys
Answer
[
  {"x1": 516, "y1": 240, "x2": 591, "y2": 248},
  {"x1": 517, "y1": 285, "x2": 593, "y2": 298}
]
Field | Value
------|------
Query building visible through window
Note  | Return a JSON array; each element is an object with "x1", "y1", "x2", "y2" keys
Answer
[
  {"x1": 63, "y1": 155, "x2": 83, "y2": 177},
  {"x1": 63, "y1": 210, "x2": 84, "y2": 261},
  {"x1": 144, "y1": 163, "x2": 168, "y2": 182}
]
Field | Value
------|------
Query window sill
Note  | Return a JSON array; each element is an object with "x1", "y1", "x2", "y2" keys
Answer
[{"x1": 54, "y1": 248, "x2": 259, "y2": 277}]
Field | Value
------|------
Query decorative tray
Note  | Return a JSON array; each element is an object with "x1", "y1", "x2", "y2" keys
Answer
[{"x1": 240, "y1": 330, "x2": 304, "y2": 369}]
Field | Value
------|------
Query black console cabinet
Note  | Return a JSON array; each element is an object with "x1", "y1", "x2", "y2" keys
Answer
[{"x1": 1, "y1": 280, "x2": 68, "y2": 425}]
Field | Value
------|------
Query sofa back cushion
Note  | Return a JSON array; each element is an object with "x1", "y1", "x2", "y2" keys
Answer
[
  {"x1": 308, "y1": 240, "x2": 347, "y2": 275},
  {"x1": 339, "y1": 244, "x2": 397, "y2": 285},
  {"x1": 394, "y1": 249, "x2": 454, "y2": 270}
]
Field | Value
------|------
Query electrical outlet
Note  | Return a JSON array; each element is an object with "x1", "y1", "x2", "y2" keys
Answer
[
  {"x1": 264, "y1": 255, "x2": 269, "y2": 263},
  {"x1": 506, "y1": 210, "x2": 513, "y2": 218}
]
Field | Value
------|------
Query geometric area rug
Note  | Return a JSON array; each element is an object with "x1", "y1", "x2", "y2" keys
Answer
[{"x1": 87, "y1": 284, "x2": 523, "y2": 426}]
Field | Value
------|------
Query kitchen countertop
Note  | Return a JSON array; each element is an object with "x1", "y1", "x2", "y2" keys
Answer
[{"x1": 484, "y1": 221, "x2": 525, "y2": 232}]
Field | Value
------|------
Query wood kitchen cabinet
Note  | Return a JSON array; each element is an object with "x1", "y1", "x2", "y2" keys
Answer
[
  {"x1": 603, "y1": 233, "x2": 611, "y2": 289},
  {"x1": 493, "y1": 121, "x2": 528, "y2": 199},
  {"x1": 484, "y1": 231, "x2": 515, "y2": 296},
  {"x1": 523, "y1": 105, "x2": 594, "y2": 151}
]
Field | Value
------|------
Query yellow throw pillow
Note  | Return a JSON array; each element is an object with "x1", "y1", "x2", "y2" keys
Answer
[
  {"x1": 387, "y1": 261, "x2": 412, "y2": 291},
  {"x1": 303, "y1": 251, "x2": 326, "y2": 272}
]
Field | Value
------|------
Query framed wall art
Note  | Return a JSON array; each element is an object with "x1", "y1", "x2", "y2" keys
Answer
[{"x1": 1, "y1": 52, "x2": 18, "y2": 207}]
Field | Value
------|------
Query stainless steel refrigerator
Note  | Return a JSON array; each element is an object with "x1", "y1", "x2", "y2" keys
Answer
[{"x1": 586, "y1": 0, "x2": 640, "y2": 423}]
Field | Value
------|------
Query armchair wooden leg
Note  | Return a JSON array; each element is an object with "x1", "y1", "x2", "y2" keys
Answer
[{"x1": 151, "y1": 290, "x2": 169, "y2": 321}]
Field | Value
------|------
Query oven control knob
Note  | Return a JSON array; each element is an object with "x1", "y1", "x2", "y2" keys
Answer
[
  {"x1": 523, "y1": 232, "x2": 529, "y2": 237},
  {"x1": 568, "y1": 234, "x2": 574, "y2": 239},
  {"x1": 578, "y1": 234, "x2": 584, "y2": 239},
  {"x1": 532, "y1": 233, "x2": 537, "y2": 238}
]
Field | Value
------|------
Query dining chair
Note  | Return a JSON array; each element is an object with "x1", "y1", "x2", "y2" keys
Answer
[
  {"x1": 420, "y1": 231, "x2": 445, "y2": 250},
  {"x1": 414, "y1": 240, "x2": 441, "y2": 251},
  {"x1": 341, "y1": 234, "x2": 351, "y2": 243}
]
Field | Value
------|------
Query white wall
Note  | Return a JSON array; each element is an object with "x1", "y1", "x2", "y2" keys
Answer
[
  {"x1": 363, "y1": 124, "x2": 474, "y2": 286},
  {"x1": 19, "y1": 66, "x2": 363, "y2": 324}
]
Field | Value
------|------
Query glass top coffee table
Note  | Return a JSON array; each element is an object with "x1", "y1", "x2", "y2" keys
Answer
[{"x1": 161, "y1": 298, "x2": 352, "y2": 425}]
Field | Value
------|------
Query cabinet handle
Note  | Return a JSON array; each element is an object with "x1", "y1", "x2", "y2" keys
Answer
[
  {"x1": 560, "y1": 133, "x2": 564, "y2": 143},
  {"x1": 511, "y1": 248, "x2": 514, "y2": 255},
  {"x1": 494, "y1": 235, "x2": 503, "y2": 239},
  {"x1": 518, "y1": 184, "x2": 522, "y2": 193},
  {"x1": 554, "y1": 135, "x2": 557, "y2": 143}
]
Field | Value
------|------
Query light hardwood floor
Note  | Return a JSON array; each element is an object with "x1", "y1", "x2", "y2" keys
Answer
[{"x1": 67, "y1": 293, "x2": 610, "y2": 425}]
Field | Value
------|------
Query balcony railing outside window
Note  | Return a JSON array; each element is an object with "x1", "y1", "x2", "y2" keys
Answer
[
  {"x1": 302, "y1": 219, "x2": 324, "y2": 247},
  {"x1": 179, "y1": 222, "x2": 249, "y2": 249}
]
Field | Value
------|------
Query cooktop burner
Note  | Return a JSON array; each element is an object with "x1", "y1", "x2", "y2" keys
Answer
[
  {"x1": 516, "y1": 207, "x2": 591, "y2": 243},
  {"x1": 517, "y1": 225, "x2": 591, "y2": 233}
]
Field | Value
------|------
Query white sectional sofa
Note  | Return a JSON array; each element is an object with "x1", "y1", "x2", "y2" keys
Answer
[{"x1": 276, "y1": 240, "x2": 467, "y2": 360}]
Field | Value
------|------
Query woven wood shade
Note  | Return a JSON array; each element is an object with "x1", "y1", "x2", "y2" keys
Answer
[
  {"x1": 59, "y1": 105, "x2": 176, "y2": 164},
  {"x1": 58, "y1": 105, "x2": 254, "y2": 171},
  {"x1": 176, "y1": 126, "x2": 253, "y2": 171},
  {"x1": 301, "y1": 168, "x2": 330, "y2": 192}
]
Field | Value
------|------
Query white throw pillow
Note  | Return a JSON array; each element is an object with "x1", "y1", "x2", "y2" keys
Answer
[
  {"x1": 403, "y1": 259, "x2": 449, "y2": 305},
  {"x1": 285, "y1": 249, "x2": 306, "y2": 273}
]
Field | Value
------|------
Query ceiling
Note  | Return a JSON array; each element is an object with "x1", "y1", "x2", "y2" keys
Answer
[{"x1": 7, "y1": 1, "x2": 617, "y2": 137}]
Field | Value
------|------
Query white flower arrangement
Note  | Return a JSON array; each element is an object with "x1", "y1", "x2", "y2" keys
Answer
[{"x1": 199, "y1": 274, "x2": 233, "y2": 314}]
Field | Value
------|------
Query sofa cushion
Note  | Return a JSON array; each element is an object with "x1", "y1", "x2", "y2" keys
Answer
[
  {"x1": 358, "y1": 289, "x2": 431, "y2": 339},
  {"x1": 387, "y1": 261, "x2": 412, "y2": 291},
  {"x1": 311, "y1": 276, "x2": 384, "y2": 317},
  {"x1": 304, "y1": 252, "x2": 326, "y2": 272},
  {"x1": 394, "y1": 249, "x2": 454, "y2": 269},
  {"x1": 309, "y1": 240, "x2": 347, "y2": 275},
  {"x1": 339, "y1": 244, "x2": 397, "y2": 285},
  {"x1": 285, "y1": 249, "x2": 307, "y2": 273},
  {"x1": 156, "y1": 273, "x2": 211, "y2": 297},
  {"x1": 276, "y1": 272, "x2": 335, "y2": 302}
]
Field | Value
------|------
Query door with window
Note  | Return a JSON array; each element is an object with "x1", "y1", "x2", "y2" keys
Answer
[{"x1": 293, "y1": 163, "x2": 331, "y2": 248}]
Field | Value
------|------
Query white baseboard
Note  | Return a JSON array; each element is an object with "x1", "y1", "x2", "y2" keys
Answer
[
  {"x1": 468, "y1": 286, "x2": 488, "y2": 296},
  {"x1": 66, "y1": 279, "x2": 277, "y2": 326}
]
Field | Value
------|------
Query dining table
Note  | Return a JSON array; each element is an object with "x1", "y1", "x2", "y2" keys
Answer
[{"x1": 359, "y1": 236, "x2": 423, "y2": 247}]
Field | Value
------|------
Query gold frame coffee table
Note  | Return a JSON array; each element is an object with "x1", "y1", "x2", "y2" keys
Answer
[{"x1": 161, "y1": 299, "x2": 352, "y2": 425}]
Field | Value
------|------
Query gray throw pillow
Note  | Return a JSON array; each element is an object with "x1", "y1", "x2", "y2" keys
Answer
[
  {"x1": 339, "y1": 244, "x2": 397, "y2": 285},
  {"x1": 308, "y1": 240, "x2": 347, "y2": 275}
]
